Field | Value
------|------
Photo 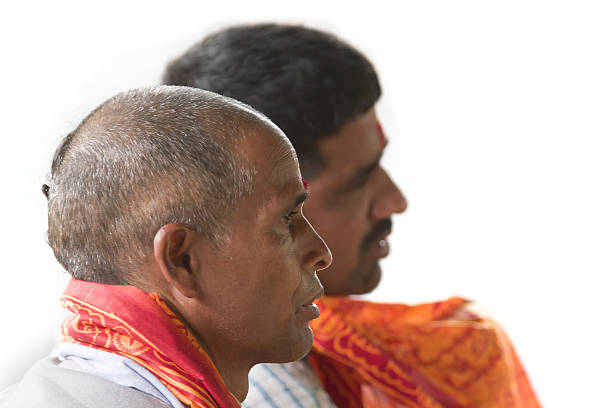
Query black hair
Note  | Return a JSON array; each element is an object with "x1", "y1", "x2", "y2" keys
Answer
[{"x1": 163, "y1": 24, "x2": 381, "y2": 177}]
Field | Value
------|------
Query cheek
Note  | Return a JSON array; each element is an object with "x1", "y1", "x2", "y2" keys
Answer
[
  {"x1": 306, "y1": 205, "x2": 366, "y2": 255},
  {"x1": 304, "y1": 200, "x2": 369, "y2": 289},
  {"x1": 264, "y1": 224, "x2": 292, "y2": 248},
  {"x1": 221, "y1": 257, "x2": 300, "y2": 336},
  {"x1": 243, "y1": 258, "x2": 304, "y2": 343},
  {"x1": 307, "y1": 213, "x2": 362, "y2": 290},
  {"x1": 252, "y1": 241, "x2": 303, "y2": 306}
]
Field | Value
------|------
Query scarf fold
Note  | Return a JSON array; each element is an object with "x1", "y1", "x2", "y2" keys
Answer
[
  {"x1": 310, "y1": 297, "x2": 541, "y2": 408},
  {"x1": 60, "y1": 278, "x2": 240, "y2": 408}
]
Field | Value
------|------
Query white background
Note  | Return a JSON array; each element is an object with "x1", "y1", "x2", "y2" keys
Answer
[{"x1": 1, "y1": 1, "x2": 611, "y2": 406}]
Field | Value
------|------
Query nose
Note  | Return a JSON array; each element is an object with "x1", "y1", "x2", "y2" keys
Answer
[
  {"x1": 300, "y1": 216, "x2": 333, "y2": 273},
  {"x1": 370, "y1": 168, "x2": 408, "y2": 220}
]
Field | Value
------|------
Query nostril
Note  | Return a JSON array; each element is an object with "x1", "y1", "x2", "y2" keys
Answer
[
  {"x1": 319, "y1": 248, "x2": 333, "y2": 271},
  {"x1": 316, "y1": 259, "x2": 328, "y2": 271},
  {"x1": 306, "y1": 244, "x2": 332, "y2": 273}
]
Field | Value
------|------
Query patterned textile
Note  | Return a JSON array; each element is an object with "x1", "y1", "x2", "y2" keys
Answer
[
  {"x1": 243, "y1": 360, "x2": 337, "y2": 408},
  {"x1": 60, "y1": 278, "x2": 240, "y2": 408},
  {"x1": 309, "y1": 297, "x2": 541, "y2": 408}
]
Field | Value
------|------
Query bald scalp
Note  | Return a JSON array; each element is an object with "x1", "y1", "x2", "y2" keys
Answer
[{"x1": 46, "y1": 86, "x2": 263, "y2": 284}]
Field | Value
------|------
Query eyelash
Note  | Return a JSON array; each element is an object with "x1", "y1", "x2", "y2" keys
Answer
[
  {"x1": 354, "y1": 178, "x2": 368, "y2": 189},
  {"x1": 354, "y1": 165, "x2": 381, "y2": 190},
  {"x1": 283, "y1": 210, "x2": 298, "y2": 225}
]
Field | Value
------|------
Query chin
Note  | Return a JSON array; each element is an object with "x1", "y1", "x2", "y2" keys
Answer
[
  {"x1": 265, "y1": 325, "x2": 314, "y2": 364},
  {"x1": 323, "y1": 263, "x2": 383, "y2": 296},
  {"x1": 352, "y1": 263, "x2": 382, "y2": 295},
  {"x1": 365, "y1": 265, "x2": 382, "y2": 292},
  {"x1": 289, "y1": 326, "x2": 314, "y2": 361}
]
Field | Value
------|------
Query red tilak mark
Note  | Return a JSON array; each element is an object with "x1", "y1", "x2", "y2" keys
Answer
[
  {"x1": 301, "y1": 178, "x2": 309, "y2": 190},
  {"x1": 376, "y1": 121, "x2": 388, "y2": 149}
]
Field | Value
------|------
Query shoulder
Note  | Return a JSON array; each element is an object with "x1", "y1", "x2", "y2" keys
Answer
[
  {"x1": 0, "y1": 356, "x2": 170, "y2": 408},
  {"x1": 243, "y1": 360, "x2": 336, "y2": 408}
]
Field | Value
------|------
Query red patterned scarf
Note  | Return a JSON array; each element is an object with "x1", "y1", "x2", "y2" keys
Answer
[
  {"x1": 310, "y1": 297, "x2": 541, "y2": 408},
  {"x1": 60, "y1": 278, "x2": 240, "y2": 408}
]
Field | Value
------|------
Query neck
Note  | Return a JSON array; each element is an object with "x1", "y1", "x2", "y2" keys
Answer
[
  {"x1": 165, "y1": 300, "x2": 251, "y2": 402},
  {"x1": 205, "y1": 349, "x2": 251, "y2": 402}
]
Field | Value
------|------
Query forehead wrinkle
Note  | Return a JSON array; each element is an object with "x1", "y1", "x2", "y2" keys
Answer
[
  {"x1": 269, "y1": 136, "x2": 298, "y2": 176},
  {"x1": 244, "y1": 131, "x2": 301, "y2": 223},
  {"x1": 251, "y1": 179, "x2": 297, "y2": 231}
]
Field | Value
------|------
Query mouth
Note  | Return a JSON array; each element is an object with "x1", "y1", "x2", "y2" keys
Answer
[
  {"x1": 362, "y1": 219, "x2": 392, "y2": 252},
  {"x1": 361, "y1": 219, "x2": 393, "y2": 260},
  {"x1": 301, "y1": 287, "x2": 324, "y2": 308},
  {"x1": 373, "y1": 232, "x2": 392, "y2": 259},
  {"x1": 298, "y1": 287, "x2": 324, "y2": 320}
]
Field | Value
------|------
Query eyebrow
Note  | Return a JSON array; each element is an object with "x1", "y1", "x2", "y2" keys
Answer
[{"x1": 345, "y1": 152, "x2": 383, "y2": 189}]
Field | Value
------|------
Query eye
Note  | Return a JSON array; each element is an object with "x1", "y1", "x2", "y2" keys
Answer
[
  {"x1": 349, "y1": 174, "x2": 371, "y2": 192},
  {"x1": 353, "y1": 177, "x2": 368, "y2": 189},
  {"x1": 283, "y1": 210, "x2": 299, "y2": 225},
  {"x1": 349, "y1": 165, "x2": 380, "y2": 191}
]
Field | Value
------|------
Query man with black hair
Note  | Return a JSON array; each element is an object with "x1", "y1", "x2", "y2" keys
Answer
[
  {"x1": 164, "y1": 24, "x2": 402, "y2": 299},
  {"x1": 0, "y1": 86, "x2": 332, "y2": 408},
  {"x1": 164, "y1": 25, "x2": 540, "y2": 408}
]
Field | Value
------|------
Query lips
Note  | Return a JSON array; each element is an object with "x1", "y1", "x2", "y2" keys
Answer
[
  {"x1": 298, "y1": 286, "x2": 324, "y2": 320},
  {"x1": 301, "y1": 287, "x2": 324, "y2": 307},
  {"x1": 360, "y1": 219, "x2": 393, "y2": 261},
  {"x1": 374, "y1": 235, "x2": 391, "y2": 259},
  {"x1": 361, "y1": 218, "x2": 392, "y2": 252}
]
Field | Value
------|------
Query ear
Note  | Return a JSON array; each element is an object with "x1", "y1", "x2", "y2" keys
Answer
[{"x1": 153, "y1": 223, "x2": 201, "y2": 299}]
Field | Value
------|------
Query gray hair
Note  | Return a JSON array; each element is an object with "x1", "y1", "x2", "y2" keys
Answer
[{"x1": 46, "y1": 86, "x2": 259, "y2": 284}]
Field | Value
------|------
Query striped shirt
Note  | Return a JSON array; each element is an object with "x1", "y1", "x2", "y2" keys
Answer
[{"x1": 242, "y1": 360, "x2": 337, "y2": 408}]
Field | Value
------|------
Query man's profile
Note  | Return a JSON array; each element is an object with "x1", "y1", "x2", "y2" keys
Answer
[
  {"x1": 164, "y1": 24, "x2": 541, "y2": 407},
  {"x1": 0, "y1": 86, "x2": 332, "y2": 408}
]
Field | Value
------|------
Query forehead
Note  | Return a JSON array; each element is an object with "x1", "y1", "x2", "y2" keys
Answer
[
  {"x1": 315, "y1": 108, "x2": 380, "y2": 180},
  {"x1": 236, "y1": 123, "x2": 302, "y2": 211},
  {"x1": 242, "y1": 123, "x2": 299, "y2": 181}
]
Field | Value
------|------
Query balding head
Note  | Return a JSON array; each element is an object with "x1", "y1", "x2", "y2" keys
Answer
[
  {"x1": 46, "y1": 86, "x2": 267, "y2": 284},
  {"x1": 45, "y1": 86, "x2": 333, "y2": 399}
]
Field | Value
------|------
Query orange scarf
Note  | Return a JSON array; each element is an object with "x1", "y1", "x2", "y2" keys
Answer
[
  {"x1": 60, "y1": 278, "x2": 240, "y2": 408},
  {"x1": 310, "y1": 297, "x2": 540, "y2": 408}
]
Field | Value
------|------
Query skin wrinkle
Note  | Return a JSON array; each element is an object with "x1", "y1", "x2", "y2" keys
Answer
[
  {"x1": 270, "y1": 149, "x2": 299, "y2": 184},
  {"x1": 261, "y1": 185, "x2": 309, "y2": 250},
  {"x1": 251, "y1": 131, "x2": 303, "y2": 248}
]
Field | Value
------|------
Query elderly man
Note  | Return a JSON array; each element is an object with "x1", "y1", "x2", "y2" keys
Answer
[
  {"x1": 0, "y1": 86, "x2": 331, "y2": 408},
  {"x1": 164, "y1": 25, "x2": 541, "y2": 407}
]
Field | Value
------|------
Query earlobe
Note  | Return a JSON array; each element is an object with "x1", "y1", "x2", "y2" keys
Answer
[{"x1": 153, "y1": 223, "x2": 200, "y2": 298}]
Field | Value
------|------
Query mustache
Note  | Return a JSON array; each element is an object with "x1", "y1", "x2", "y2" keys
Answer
[{"x1": 361, "y1": 218, "x2": 392, "y2": 251}]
